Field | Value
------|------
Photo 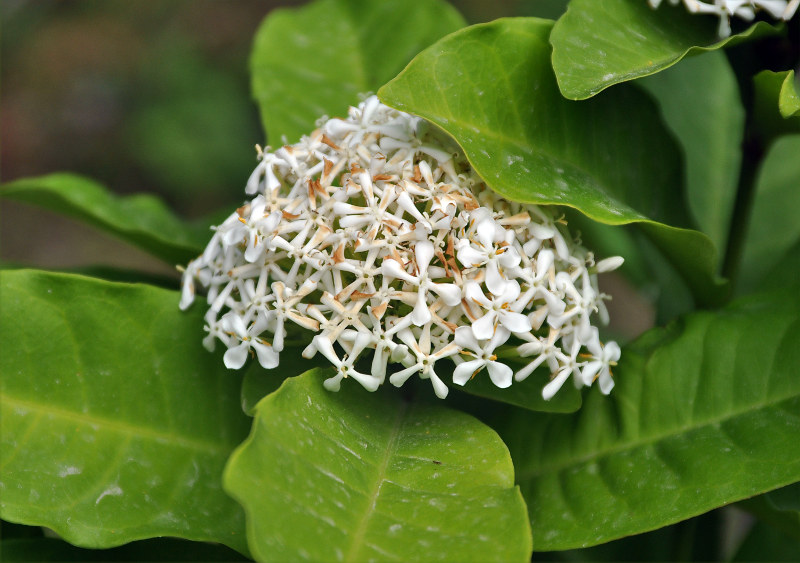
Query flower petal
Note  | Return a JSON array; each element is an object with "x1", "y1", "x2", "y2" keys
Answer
[
  {"x1": 223, "y1": 341, "x2": 250, "y2": 370},
  {"x1": 431, "y1": 282, "x2": 461, "y2": 306},
  {"x1": 472, "y1": 311, "x2": 497, "y2": 341},
  {"x1": 428, "y1": 370, "x2": 449, "y2": 399},
  {"x1": 453, "y1": 359, "x2": 484, "y2": 386},
  {"x1": 456, "y1": 245, "x2": 486, "y2": 268},
  {"x1": 485, "y1": 261, "x2": 508, "y2": 296},
  {"x1": 411, "y1": 291, "x2": 432, "y2": 326},
  {"x1": 415, "y1": 240, "x2": 434, "y2": 273},
  {"x1": 542, "y1": 367, "x2": 573, "y2": 400},
  {"x1": 454, "y1": 325, "x2": 480, "y2": 350},
  {"x1": 499, "y1": 311, "x2": 532, "y2": 334},
  {"x1": 252, "y1": 340, "x2": 279, "y2": 369},
  {"x1": 487, "y1": 361, "x2": 513, "y2": 389}
]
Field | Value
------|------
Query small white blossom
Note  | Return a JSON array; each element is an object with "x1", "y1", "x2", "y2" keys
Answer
[{"x1": 180, "y1": 96, "x2": 624, "y2": 400}]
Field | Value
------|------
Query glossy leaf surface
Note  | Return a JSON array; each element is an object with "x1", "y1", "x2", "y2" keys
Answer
[
  {"x1": 250, "y1": 0, "x2": 464, "y2": 144},
  {"x1": 494, "y1": 286, "x2": 800, "y2": 549},
  {"x1": 638, "y1": 51, "x2": 743, "y2": 258},
  {"x1": 379, "y1": 18, "x2": 724, "y2": 305},
  {"x1": 0, "y1": 270, "x2": 250, "y2": 552},
  {"x1": 225, "y1": 370, "x2": 532, "y2": 562},
  {"x1": 739, "y1": 135, "x2": 800, "y2": 293},
  {"x1": 0, "y1": 174, "x2": 208, "y2": 265},
  {"x1": 550, "y1": 0, "x2": 777, "y2": 99}
]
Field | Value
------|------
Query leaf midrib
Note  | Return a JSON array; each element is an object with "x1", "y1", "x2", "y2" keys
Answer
[
  {"x1": 516, "y1": 388, "x2": 799, "y2": 481},
  {"x1": 0, "y1": 394, "x2": 230, "y2": 456},
  {"x1": 344, "y1": 401, "x2": 409, "y2": 562}
]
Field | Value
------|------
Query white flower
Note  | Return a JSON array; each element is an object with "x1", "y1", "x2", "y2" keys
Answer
[
  {"x1": 456, "y1": 213, "x2": 521, "y2": 295},
  {"x1": 221, "y1": 313, "x2": 279, "y2": 370},
  {"x1": 579, "y1": 329, "x2": 621, "y2": 395},
  {"x1": 180, "y1": 96, "x2": 623, "y2": 401},
  {"x1": 464, "y1": 280, "x2": 531, "y2": 339},
  {"x1": 390, "y1": 324, "x2": 460, "y2": 399},
  {"x1": 313, "y1": 333, "x2": 380, "y2": 392},
  {"x1": 453, "y1": 326, "x2": 513, "y2": 388}
]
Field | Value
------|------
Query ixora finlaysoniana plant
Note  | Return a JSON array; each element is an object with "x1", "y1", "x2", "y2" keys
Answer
[
  {"x1": 2, "y1": 0, "x2": 800, "y2": 561},
  {"x1": 179, "y1": 96, "x2": 623, "y2": 400}
]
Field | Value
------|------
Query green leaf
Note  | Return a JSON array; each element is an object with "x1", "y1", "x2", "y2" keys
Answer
[
  {"x1": 0, "y1": 261, "x2": 180, "y2": 289},
  {"x1": 739, "y1": 135, "x2": 800, "y2": 293},
  {"x1": 0, "y1": 270, "x2": 250, "y2": 552},
  {"x1": 538, "y1": 510, "x2": 722, "y2": 562},
  {"x1": 0, "y1": 174, "x2": 209, "y2": 265},
  {"x1": 753, "y1": 70, "x2": 800, "y2": 140},
  {"x1": 224, "y1": 369, "x2": 532, "y2": 562},
  {"x1": 759, "y1": 239, "x2": 800, "y2": 294},
  {"x1": 379, "y1": 18, "x2": 725, "y2": 306},
  {"x1": 549, "y1": 0, "x2": 778, "y2": 100},
  {"x1": 492, "y1": 285, "x2": 800, "y2": 550},
  {"x1": 638, "y1": 51, "x2": 743, "y2": 258},
  {"x1": 251, "y1": 0, "x2": 465, "y2": 144},
  {"x1": 239, "y1": 347, "x2": 325, "y2": 415}
]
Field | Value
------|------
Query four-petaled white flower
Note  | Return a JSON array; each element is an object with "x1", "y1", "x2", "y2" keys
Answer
[{"x1": 453, "y1": 326, "x2": 513, "y2": 389}]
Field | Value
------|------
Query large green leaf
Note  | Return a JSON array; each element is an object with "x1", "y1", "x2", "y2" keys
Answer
[
  {"x1": 0, "y1": 174, "x2": 209, "y2": 265},
  {"x1": 379, "y1": 18, "x2": 725, "y2": 306},
  {"x1": 224, "y1": 370, "x2": 532, "y2": 562},
  {"x1": 738, "y1": 135, "x2": 800, "y2": 293},
  {"x1": 0, "y1": 270, "x2": 250, "y2": 552},
  {"x1": 250, "y1": 0, "x2": 465, "y2": 144},
  {"x1": 550, "y1": 0, "x2": 778, "y2": 100},
  {"x1": 493, "y1": 285, "x2": 800, "y2": 550},
  {"x1": 638, "y1": 51, "x2": 743, "y2": 258}
]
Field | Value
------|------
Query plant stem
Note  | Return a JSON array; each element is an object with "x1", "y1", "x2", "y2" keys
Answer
[{"x1": 720, "y1": 124, "x2": 765, "y2": 284}]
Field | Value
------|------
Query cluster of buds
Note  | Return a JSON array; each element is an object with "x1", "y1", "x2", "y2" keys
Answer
[
  {"x1": 179, "y1": 96, "x2": 622, "y2": 400},
  {"x1": 648, "y1": 0, "x2": 799, "y2": 36}
]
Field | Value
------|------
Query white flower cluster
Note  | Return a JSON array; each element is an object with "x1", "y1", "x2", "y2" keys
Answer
[
  {"x1": 649, "y1": 0, "x2": 799, "y2": 36},
  {"x1": 179, "y1": 96, "x2": 622, "y2": 400}
]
